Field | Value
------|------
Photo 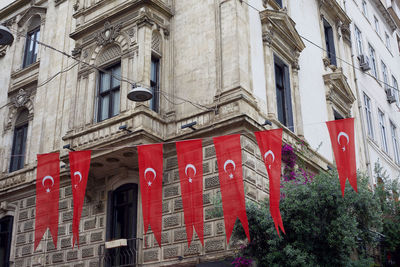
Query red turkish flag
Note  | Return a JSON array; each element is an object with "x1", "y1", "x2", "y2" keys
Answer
[
  {"x1": 176, "y1": 139, "x2": 204, "y2": 247},
  {"x1": 326, "y1": 118, "x2": 357, "y2": 196},
  {"x1": 34, "y1": 153, "x2": 60, "y2": 251},
  {"x1": 213, "y1": 134, "x2": 250, "y2": 244},
  {"x1": 255, "y1": 129, "x2": 285, "y2": 236},
  {"x1": 138, "y1": 144, "x2": 163, "y2": 247},
  {"x1": 69, "y1": 150, "x2": 91, "y2": 248}
]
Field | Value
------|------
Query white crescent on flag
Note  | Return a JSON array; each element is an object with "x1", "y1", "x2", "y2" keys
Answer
[
  {"x1": 223, "y1": 160, "x2": 236, "y2": 172},
  {"x1": 74, "y1": 171, "x2": 82, "y2": 183},
  {"x1": 337, "y1": 132, "x2": 350, "y2": 145},
  {"x1": 144, "y1": 168, "x2": 157, "y2": 186},
  {"x1": 337, "y1": 132, "x2": 350, "y2": 151},
  {"x1": 185, "y1": 164, "x2": 197, "y2": 176},
  {"x1": 42, "y1": 175, "x2": 54, "y2": 193},
  {"x1": 264, "y1": 150, "x2": 275, "y2": 163},
  {"x1": 42, "y1": 176, "x2": 54, "y2": 187}
]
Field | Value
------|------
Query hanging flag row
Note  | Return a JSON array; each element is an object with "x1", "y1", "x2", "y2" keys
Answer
[{"x1": 34, "y1": 118, "x2": 357, "y2": 250}]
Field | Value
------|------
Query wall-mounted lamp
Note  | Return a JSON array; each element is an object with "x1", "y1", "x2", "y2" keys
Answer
[
  {"x1": 127, "y1": 84, "x2": 153, "y2": 102},
  {"x1": 119, "y1": 125, "x2": 133, "y2": 133},
  {"x1": 261, "y1": 119, "x2": 272, "y2": 126},
  {"x1": 181, "y1": 121, "x2": 197, "y2": 131},
  {"x1": 63, "y1": 144, "x2": 75, "y2": 151},
  {"x1": 327, "y1": 165, "x2": 332, "y2": 171},
  {"x1": 0, "y1": 25, "x2": 14, "y2": 45}
]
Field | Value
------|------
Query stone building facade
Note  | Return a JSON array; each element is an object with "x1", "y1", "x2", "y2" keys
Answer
[{"x1": 0, "y1": 0, "x2": 398, "y2": 266}]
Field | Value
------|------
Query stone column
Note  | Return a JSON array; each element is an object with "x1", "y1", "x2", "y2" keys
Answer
[
  {"x1": 262, "y1": 24, "x2": 275, "y2": 118},
  {"x1": 291, "y1": 58, "x2": 304, "y2": 138}
]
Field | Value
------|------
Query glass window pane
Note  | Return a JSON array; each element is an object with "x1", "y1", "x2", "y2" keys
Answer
[
  {"x1": 111, "y1": 65, "x2": 121, "y2": 88},
  {"x1": 100, "y1": 73, "x2": 111, "y2": 93},
  {"x1": 112, "y1": 90, "x2": 120, "y2": 117},
  {"x1": 100, "y1": 95, "x2": 110, "y2": 121}
]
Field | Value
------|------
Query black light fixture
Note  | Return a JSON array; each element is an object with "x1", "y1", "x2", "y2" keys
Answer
[
  {"x1": 181, "y1": 121, "x2": 197, "y2": 131},
  {"x1": 119, "y1": 125, "x2": 132, "y2": 133},
  {"x1": 262, "y1": 119, "x2": 272, "y2": 126},
  {"x1": 0, "y1": 25, "x2": 14, "y2": 45},
  {"x1": 127, "y1": 84, "x2": 153, "y2": 102},
  {"x1": 63, "y1": 144, "x2": 75, "y2": 151}
]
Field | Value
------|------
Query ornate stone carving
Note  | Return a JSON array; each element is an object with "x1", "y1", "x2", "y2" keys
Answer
[
  {"x1": 13, "y1": 89, "x2": 29, "y2": 108},
  {"x1": 96, "y1": 21, "x2": 122, "y2": 46},
  {"x1": 71, "y1": 47, "x2": 82, "y2": 57},
  {"x1": 0, "y1": 45, "x2": 7, "y2": 57},
  {"x1": 73, "y1": 0, "x2": 80, "y2": 11},
  {"x1": 152, "y1": 31, "x2": 162, "y2": 53}
]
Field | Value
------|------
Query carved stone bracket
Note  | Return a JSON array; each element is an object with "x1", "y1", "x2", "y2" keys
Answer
[
  {"x1": 13, "y1": 89, "x2": 29, "y2": 108},
  {"x1": 96, "y1": 21, "x2": 122, "y2": 46},
  {"x1": 0, "y1": 45, "x2": 8, "y2": 57}
]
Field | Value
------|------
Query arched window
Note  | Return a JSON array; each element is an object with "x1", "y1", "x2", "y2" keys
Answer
[
  {"x1": 0, "y1": 216, "x2": 13, "y2": 267},
  {"x1": 23, "y1": 16, "x2": 41, "y2": 68},
  {"x1": 10, "y1": 109, "x2": 29, "y2": 172},
  {"x1": 97, "y1": 45, "x2": 121, "y2": 122},
  {"x1": 105, "y1": 184, "x2": 138, "y2": 266}
]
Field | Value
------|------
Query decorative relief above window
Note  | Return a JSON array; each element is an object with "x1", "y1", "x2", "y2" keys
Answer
[
  {"x1": 96, "y1": 21, "x2": 122, "y2": 46},
  {"x1": 324, "y1": 70, "x2": 356, "y2": 118}
]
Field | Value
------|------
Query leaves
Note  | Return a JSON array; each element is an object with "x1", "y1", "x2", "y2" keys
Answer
[{"x1": 233, "y1": 170, "x2": 382, "y2": 266}]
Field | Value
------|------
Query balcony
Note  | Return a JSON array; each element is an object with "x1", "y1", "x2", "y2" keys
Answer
[{"x1": 98, "y1": 238, "x2": 141, "y2": 267}]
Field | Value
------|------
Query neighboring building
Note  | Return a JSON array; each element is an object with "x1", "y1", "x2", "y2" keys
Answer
[
  {"x1": 0, "y1": 0, "x2": 392, "y2": 266},
  {"x1": 346, "y1": 0, "x2": 400, "y2": 182}
]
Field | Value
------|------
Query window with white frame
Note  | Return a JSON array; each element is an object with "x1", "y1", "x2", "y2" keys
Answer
[
  {"x1": 374, "y1": 16, "x2": 380, "y2": 35},
  {"x1": 385, "y1": 32, "x2": 391, "y2": 51},
  {"x1": 390, "y1": 122, "x2": 400, "y2": 164},
  {"x1": 364, "y1": 93, "x2": 374, "y2": 138},
  {"x1": 362, "y1": 0, "x2": 368, "y2": 17},
  {"x1": 368, "y1": 44, "x2": 378, "y2": 78},
  {"x1": 381, "y1": 61, "x2": 389, "y2": 90},
  {"x1": 354, "y1": 26, "x2": 363, "y2": 55},
  {"x1": 378, "y1": 109, "x2": 388, "y2": 153},
  {"x1": 393, "y1": 76, "x2": 399, "y2": 104}
]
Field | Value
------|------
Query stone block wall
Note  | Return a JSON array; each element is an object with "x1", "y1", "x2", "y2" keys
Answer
[{"x1": 9, "y1": 135, "x2": 269, "y2": 266}]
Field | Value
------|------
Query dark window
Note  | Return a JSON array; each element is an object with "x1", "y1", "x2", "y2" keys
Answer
[
  {"x1": 323, "y1": 19, "x2": 337, "y2": 66},
  {"x1": 334, "y1": 109, "x2": 344, "y2": 120},
  {"x1": 0, "y1": 216, "x2": 13, "y2": 267},
  {"x1": 23, "y1": 27, "x2": 40, "y2": 68},
  {"x1": 150, "y1": 57, "x2": 160, "y2": 113},
  {"x1": 98, "y1": 64, "x2": 120, "y2": 121},
  {"x1": 105, "y1": 184, "x2": 138, "y2": 266},
  {"x1": 274, "y1": 56, "x2": 294, "y2": 131},
  {"x1": 275, "y1": 0, "x2": 283, "y2": 8},
  {"x1": 10, "y1": 110, "x2": 29, "y2": 172}
]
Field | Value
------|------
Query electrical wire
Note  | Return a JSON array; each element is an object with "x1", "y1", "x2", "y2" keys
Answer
[{"x1": 243, "y1": 0, "x2": 400, "y2": 93}]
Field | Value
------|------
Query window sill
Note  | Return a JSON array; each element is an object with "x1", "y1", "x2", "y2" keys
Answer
[{"x1": 9, "y1": 61, "x2": 40, "y2": 93}]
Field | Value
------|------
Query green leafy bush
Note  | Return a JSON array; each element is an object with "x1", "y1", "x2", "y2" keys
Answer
[{"x1": 233, "y1": 171, "x2": 382, "y2": 267}]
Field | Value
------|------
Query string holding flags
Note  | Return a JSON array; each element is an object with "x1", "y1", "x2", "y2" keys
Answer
[{"x1": 32, "y1": 118, "x2": 358, "y2": 250}]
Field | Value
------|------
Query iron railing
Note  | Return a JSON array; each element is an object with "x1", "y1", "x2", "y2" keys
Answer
[{"x1": 98, "y1": 238, "x2": 141, "y2": 267}]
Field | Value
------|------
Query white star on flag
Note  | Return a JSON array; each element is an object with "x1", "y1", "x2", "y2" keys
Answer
[
  {"x1": 229, "y1": 174, "x2": 234, "y2": 179},
  {"x1": 46, "y1": 188, "x2": 50, "y2": 193},
  {"x1": 148, "y1": 181, "x2": 152, "y2": 186},
  {"x1": 189, "y1": 178, "x2": 193, "y2": 183}
]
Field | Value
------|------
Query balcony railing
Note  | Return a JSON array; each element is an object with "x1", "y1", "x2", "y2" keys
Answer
[{"x1": 98, "y1": 238, "x2": 141, "y2": 267}]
